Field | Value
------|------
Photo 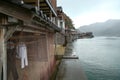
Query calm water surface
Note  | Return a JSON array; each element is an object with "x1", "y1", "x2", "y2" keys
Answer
[
  {"x1": 73, "y1": 37, "x2": 120, "y2": 80},
  {"x1": 56, "y1": 37, "x2": 120, "y2": 80}
]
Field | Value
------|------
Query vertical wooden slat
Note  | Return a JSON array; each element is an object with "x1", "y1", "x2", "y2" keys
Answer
[{"x1": 50, "y1": 10, "x2": 52, "y2": 21}]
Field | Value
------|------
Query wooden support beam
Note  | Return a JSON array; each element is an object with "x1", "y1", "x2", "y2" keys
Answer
[
  {"x1": 0, "y1": 26, "x2": 18, "y2": 80},
  {"x1": 40, "y1": 6, "x2": 49, "y2": 8},
  {"x1": 24, "y1": 22, "x2": 46, "y2": 31},
  {"x1": 25, "y1": 2, "x2": 36, "y2": 4},
  {"x1": 32, "y1": 15, "x2": 60, "y2": 32},
  {"x1": 0, "y1": 61, "x2": 2, "y2": 80},
  {"x1": 16, "y1": 27, "x2": 45, "y2": 33},
  {"x1": 0, "y1": 29, "x2": 7, "y2": 80},
  {"x1": 10, "y1": 35, "x2": 46, "y2": 40},
  {"x1": 0, "y1": 1, "x2": 33, "y2": 23},
  {"x1": 24, "y1": 1, "x2": 46, "y2": 5},
  {"x1": 41, "y1": 8, "x2": 50, "y2": 10},
  {"x1": 0, "y1": 23, "x2": 19, "y2": 27},
  {"x1": 40, "y1": 1, "x2": 46, "y2": 4},
  {"x1": 24, "y1": 0, "x2": 46, "y2": 3},
  {"x1": 40, "y1": 4, "x2": 48, "y2": 7},
  {"x1": 0, "y1": 29, "x2": 3, "y2": 80},
  {"x1": 4, "y1": 25, "x2": 19, "y2": 41}
]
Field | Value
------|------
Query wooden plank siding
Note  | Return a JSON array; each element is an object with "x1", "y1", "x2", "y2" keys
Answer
[{"x1": 6, "y1": 31, "x2": 56, "y2": 80}]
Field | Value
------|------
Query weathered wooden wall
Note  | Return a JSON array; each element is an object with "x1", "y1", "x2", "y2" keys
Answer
[
  {"x1": 56, "y1": 33, "x2": 65, "y2": 45},
  {"x1": 7, "y1": 32, "x2": 56, "y2": 80},
  {"x1": 0, "y1": 0, "x2": 60, "y2": 80}
]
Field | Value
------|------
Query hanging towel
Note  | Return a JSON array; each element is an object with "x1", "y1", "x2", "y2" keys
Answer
[{"x1": 17, "y1": 42, "x2": 28, "y2": 69}]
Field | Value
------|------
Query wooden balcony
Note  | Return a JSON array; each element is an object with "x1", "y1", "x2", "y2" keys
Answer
[{"x1": 23, "y1": 0, "x2": 57, "y2": 17}]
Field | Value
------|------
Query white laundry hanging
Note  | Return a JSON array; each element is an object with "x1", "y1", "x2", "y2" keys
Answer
[{"x1": 16, "y1": 42, "x2": 28, "y2": 69}]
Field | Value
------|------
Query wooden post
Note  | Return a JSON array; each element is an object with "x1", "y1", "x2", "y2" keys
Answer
[
  {"x1": 0, "y1": 13, "x2": 17, "y2": 80},
  {"x1": 54, "y1": 32, "x2": 57, "y2": 55},
  {"x1": 0, "y1": 29, "x2": 7, "y2": 80},
  {"x1": 50, "y1": 10, "x2": 52, "y2": 22},
  {"x1": 37, "y1": 0, "x2": 40, "y2": 10},
  {"x1": 35, "y1": 0, "x2": 40, "y2": 11},
  {"x1": 0, "y1": 29, "x2": 3, "y2": 80},
  {"x1": 0, "y1": 13, "x2": 7, "y2": 80}
]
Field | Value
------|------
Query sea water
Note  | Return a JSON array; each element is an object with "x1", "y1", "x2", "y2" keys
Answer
[{"x1": 73, "y1": 37, "x2": 120, "y2": 80}]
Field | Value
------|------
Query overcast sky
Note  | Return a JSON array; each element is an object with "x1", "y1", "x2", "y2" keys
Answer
[{"x1": 57, "y1": 0, "x2": 120, "y2": 28}]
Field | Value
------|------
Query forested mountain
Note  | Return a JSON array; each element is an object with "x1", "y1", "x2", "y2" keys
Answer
[{"x1": 78, "y1": 19, "x2": 120, "y2": 37}]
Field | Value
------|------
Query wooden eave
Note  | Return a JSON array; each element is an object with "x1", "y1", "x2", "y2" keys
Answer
[
  {"x1": 0, "y1": 1, "x2": 33, "y2": 23},
  {"x1": 0, "y1": 1, "x2": 60, "y2": 32},
  {"x1": 32, "y1": 15, "x2": 60, "y2": 32}
]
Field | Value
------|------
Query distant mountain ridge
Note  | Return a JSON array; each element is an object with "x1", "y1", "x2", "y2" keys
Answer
[{"x1": 78, "y1": 19, "x2": 120, "y2": 37}]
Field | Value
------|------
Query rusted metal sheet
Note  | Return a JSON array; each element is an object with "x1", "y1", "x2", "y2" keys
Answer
[{"x1": 0, "y1": 1, "x2": 33, "y2": 23}]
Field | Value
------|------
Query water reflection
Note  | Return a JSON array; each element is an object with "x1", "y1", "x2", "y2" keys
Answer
[{"x1": 56, "y1": 42, "x2": 87, "y2": 80}]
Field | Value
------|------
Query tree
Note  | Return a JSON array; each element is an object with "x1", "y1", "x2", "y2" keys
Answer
[{"x1": 63, "y1": 13, "x2": 75, "y2": 29}]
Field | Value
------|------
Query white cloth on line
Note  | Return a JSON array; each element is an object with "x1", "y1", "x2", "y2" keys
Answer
[{"x1": 16, "y1": 42, "x2": 28, "y2": 69}]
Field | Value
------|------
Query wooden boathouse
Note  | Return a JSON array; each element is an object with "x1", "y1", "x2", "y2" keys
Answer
[{"x1": 0, "y1": 0, "x2": 67, "y2": 80}]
